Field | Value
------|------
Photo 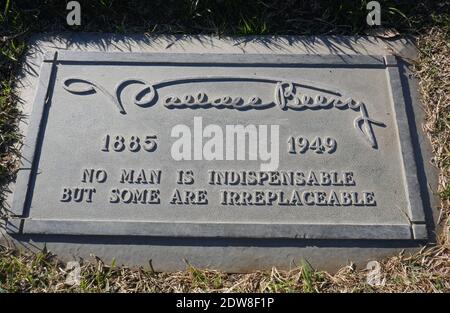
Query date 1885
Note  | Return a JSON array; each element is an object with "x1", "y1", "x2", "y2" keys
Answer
[{"x1": 101, "y1": 134, "x2": 158, "y2": 153}]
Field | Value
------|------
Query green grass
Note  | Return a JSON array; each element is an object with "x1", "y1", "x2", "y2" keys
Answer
[{"x1": 1, "y1": 1, "x2": 448, "y2": 36}]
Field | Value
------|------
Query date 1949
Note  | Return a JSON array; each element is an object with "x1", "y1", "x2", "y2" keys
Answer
[
  {"x1": 101, "y1": 134, "x2": 158, "y2": 152},
  {"x1": 288, "y1": 136, "x2": 337, "y2": 154}
]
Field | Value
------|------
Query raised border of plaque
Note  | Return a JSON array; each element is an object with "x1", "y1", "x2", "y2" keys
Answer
[{"x1": 6, "y1": 50, "x2": 427, "y2": 241}]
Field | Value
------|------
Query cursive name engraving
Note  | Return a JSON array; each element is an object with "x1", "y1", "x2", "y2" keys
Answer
[{"x1": 63, "y1": 76, "x2": 385, "y2": 148}]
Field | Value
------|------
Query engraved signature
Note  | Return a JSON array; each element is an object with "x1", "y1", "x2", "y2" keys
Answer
[{"x1": 63, "y1": 77, "x2": 385, "y2": 148}]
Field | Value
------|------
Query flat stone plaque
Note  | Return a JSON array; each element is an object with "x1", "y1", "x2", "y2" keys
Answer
[{"x1": 7, "y1": 49, "x2": 428, "y2": 243}]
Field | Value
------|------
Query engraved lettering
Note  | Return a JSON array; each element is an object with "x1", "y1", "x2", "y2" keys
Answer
[
  {"x1": 120, "y1": 169, "x2": 162, "y2": 184},
  {"x1": 169, "y1": 189, "x2": 208, "y2": 205},
  {"x1": 176, "y1": 170, "x2": 194, "y2": 185},
  {"x1": 102, "y1": 134, "x2": 158, "y2": 153},
  {"x1": 82, "y1": 168, "x2": 107, "y2": 183},
  {"x1": 288, "y1": 136, "x2": 337, "y2": 154},
  {"x1": 60, "y1": 187, "x2": 96, "y2": 203},
  {"x1": 363, "y1": 191, "x2": 377, "y2": 206},
  {"x1": 109, "y1": 188, "x2": 160, "y2": 204},
  {"x1": 218, "y1": 189, "x2": 376, "y2": 206},
  {"x1": 64, "y1": 76, "x2": 385, "y2": 148}
]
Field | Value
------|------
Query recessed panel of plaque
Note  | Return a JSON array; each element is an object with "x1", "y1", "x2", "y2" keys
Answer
[{"x1": 8, "y1": 51, "x2": 427, "y2": 241}]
